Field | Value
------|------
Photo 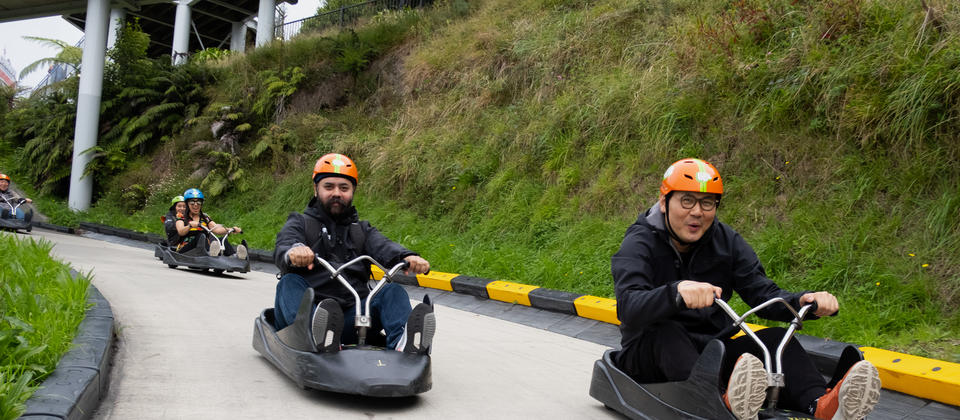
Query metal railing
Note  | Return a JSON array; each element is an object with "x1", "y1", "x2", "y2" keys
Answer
[
  {"x1": 279, "y1": 0, "x2": 433, "y2": 40},
  {"x1": 35, "y1": 37, "x2": 84, "y2": 89}
]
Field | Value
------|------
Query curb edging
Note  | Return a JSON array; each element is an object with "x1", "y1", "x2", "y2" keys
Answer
[{"x1": 19, "y1": 279, "x2": 115, "y2": 420}]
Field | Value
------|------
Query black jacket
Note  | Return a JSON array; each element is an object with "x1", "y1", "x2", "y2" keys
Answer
[
  {"x1": 163, "y1": 210, "x2": 180, "y2": 246},
  {"x1": 274, "y1": 198, "x2": 416, "y2": 307},
  {"x1": 611, "y1": 203, "x2": 810, "y2": 352}
]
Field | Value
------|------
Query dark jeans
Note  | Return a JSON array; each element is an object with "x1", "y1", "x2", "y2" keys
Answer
[
  {"x1": 274, "y1": 273, "x2": 412, "y2": 349},
  {"x1": 176, "y1": 232, "x2": 235, "y2": 255},
  {"x1": 0, "y1": 208, "x2": 24, "y2": 219},
  {"x1": 616, "y1": 321, "x2": 825, "y2": 412}
]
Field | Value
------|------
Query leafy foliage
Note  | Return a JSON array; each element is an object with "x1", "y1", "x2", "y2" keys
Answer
[
  {"x1": 17, "y1": 37, "x2": 82, "y2": 81},
  {"x1": 191, "y1": 47, "x2": 233, "y2": 64},
  {"x1": 251, "y1": 66, "x2": 305, "y2": 123},
  {"x1": 90, "y1": 21, "x2": 214, "y2": 186},
  {"x1": 0, "y1": 20, "x2": 214, "y2": 198},
  {"x1": 183, "y1": 104, "x2": 252, "y2": 197},
  {"x1": 0, "y1": 85, "x2": 17, "y2": 119},
  {"x1": 3, "y1": 93, "x2": 77, "y2": 195}
]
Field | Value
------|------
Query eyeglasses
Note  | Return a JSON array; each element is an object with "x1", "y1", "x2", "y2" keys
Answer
[
  {"x1": 187, "y1": 200, "x2": 202, "y2": 205},
  {"x1": 678, "y1": 195, "x2": 719, "y2": 211}
]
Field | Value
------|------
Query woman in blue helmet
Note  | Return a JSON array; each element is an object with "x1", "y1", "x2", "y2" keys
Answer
[{"x1": 174, "y1": 188, "x2": 246, "y2": 258}]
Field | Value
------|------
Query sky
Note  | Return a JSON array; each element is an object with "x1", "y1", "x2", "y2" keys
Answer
[{"x1": 0, "y1": 0, "x2": 322, "y2": 90}]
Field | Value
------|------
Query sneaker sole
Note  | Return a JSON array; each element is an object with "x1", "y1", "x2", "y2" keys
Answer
[
  {"x1": 208, "y1": 241, "x2": 221, "y2": 256},
  {"x1": 400, "y1": 304, "x2": 435, "y2": 354},
  {"x1": 420, "y1": 312, "x2": 435, "y2": 351},
  {"x1": 727, "y1": 354, "x2": 767, "y2": 420},
  {"x1": 236, "y1": 245, "x2": 248, "y2": 260},
  {"x1": 834, "y1": 361, "x2": 881, "y2": 420},
  {"x1": 311, "y1": 301, "x2": 343, "y2": 352}
]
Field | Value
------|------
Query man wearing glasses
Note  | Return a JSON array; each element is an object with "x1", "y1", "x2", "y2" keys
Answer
[{"x1": 611, "y1": 158, "x2": 880, "y2": 420}]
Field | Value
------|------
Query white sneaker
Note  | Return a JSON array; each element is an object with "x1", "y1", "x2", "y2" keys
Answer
[
  {"x1": 723, "y1": 353, "x2": 767, "y2": 420},
  {"x1": 815, "y1": 360, "x2": 881, "y2": 420},
  {"x1": 236, "y1": 244, "x2": 248, "y2": 260},
  {"x1": 207, "y1": 240, "x2": 221, "y2": 256}
]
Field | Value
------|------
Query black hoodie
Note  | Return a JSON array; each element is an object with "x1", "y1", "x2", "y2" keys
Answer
[
  {"x1": 274, "y1": 197, "x2": 416, "y2": 307},
  {"x1": 611, "y1": 203, "x2": 810, "y2": 352}
]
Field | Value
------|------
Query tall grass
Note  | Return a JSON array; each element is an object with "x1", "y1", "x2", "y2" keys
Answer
[{"x1": 0, "y1": 234, "x2": 90, "y2": 419}]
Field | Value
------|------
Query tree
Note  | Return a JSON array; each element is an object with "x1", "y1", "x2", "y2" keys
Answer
[{"x1": 17, "y1": 37, "x2": 82, "y2": 81}]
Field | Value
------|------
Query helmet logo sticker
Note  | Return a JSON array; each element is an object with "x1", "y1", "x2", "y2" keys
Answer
[{"x1": 331, "y1": 156, "x2": 346, "y2": 174}]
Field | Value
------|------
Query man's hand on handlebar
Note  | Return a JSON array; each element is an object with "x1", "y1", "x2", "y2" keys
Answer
[
  {"x1": 799, "y1": 291, "x2": 838, "y2": 317},
  {"x1": 677, "y1": 280, "x2": 722, "y2": 309},
  {"x1": 288, "y1": 245, "x2": 316, "y2": 270},
  {"x1": 403, "y1": 255, "x2": 430, "y2": 276}
]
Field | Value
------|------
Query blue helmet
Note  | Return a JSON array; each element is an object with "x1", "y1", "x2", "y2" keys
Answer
[{"x1": 183, "y1": 188, "x2": 204, "y2": 200}]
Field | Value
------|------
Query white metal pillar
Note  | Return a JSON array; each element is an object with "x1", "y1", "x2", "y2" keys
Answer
[
  {"x1": 230, "y1": 21, "x2": 246, "y2": 53},
  {"x1": 68, "y1": 0, "x2": 111, "y2": 211},
  {"x1": 255, "y1": 0, "x2": 275, "y2": 47},
  {"x1": 171, "y1": 1, "x2": 192, "y2": 65},
  {"x1": 106, "y1": 8, "x2": 126, "y2": 49}
]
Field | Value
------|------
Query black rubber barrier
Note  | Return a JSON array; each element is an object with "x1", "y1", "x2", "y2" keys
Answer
[
  {"x1": 248, "y1": 248, "x2": 273, "y2": 264},
  {"x1": 529, "y1": 288, "x2": 583, "y2": 315},
  {"x1": 450, "y1": 275, "x2": 492, "y2": 299},
  {"x1": 20, "y1": 280, "x2": 115, "y2": 420},
  {"x1": 33, "y1": 222, "x2": 75, "y2": 234},
  {"x1": 388, "y1": 272, "x2": 420, "y2": 287}
]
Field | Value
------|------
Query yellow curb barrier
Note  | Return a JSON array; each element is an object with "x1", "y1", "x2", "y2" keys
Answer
[
  {"x1": 370, "y1": 266, "x2": 456, "y2": 291},
  {"x1": 418, "y1": 271, "x2": 456, "y2": 291},
  {"x1": 574, "y1": 296, "x2": 620, "y2": 325},
  {"x1": 861, "y1": 346, "x2": 960, "y2": 406},
  {"x1": 487, "y1": 281, "x2": 539, "y2": 306}
]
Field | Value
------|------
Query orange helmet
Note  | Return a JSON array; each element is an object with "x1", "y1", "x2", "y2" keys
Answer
[
  {"x1": 660, "y1": 158, "x2": 723, "y2": 196},
  {"x1": 0, "y1": 174, "x2": 9, "y2": 182},
  {"x1": 313, "y1": 153, "x2": 358, "y2": 186}
]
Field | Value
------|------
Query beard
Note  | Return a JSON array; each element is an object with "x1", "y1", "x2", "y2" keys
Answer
[{"x1": 321, "y1": 196, "x2": 352, "y2": 215}]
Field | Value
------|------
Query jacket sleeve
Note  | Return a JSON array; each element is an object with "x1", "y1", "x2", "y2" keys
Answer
[
  {"x1": 361, "y1": 221, "x2": 416, "y2": 268},
  {"x1": 728, "y1": 231, "x2": 813, "y2": 321},
  {"x1": 611, "y1": 224, "x2": 681, "y2": 330},
  {"x1": 274, "y1": 212, "x2": 308, "y2": 272}
]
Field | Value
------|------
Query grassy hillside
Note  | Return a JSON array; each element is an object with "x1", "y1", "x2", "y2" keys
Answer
[{"x1": 5, "y1": 0, "x2": 959, "y2": 361}]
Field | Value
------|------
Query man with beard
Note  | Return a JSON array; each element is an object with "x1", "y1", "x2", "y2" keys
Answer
[{"x1": 272, "y1": 153, "x2": 435, "y2": 355}]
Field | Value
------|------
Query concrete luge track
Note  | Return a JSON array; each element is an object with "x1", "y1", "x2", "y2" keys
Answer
[
  {"x1": 25, "y1": 227, "x2": 960, "y2": 419},
  {"x1": 31, "y1": 229, "x2": 615, "y2": 419}
]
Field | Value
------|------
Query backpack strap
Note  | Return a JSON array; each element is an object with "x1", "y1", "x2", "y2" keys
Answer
[
  {"x1": 299, "y1": 213, "x2": 325, "y2": 250},
  {"x1": 348, "y1": 222, "x2": 366, "y2": 253}
]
